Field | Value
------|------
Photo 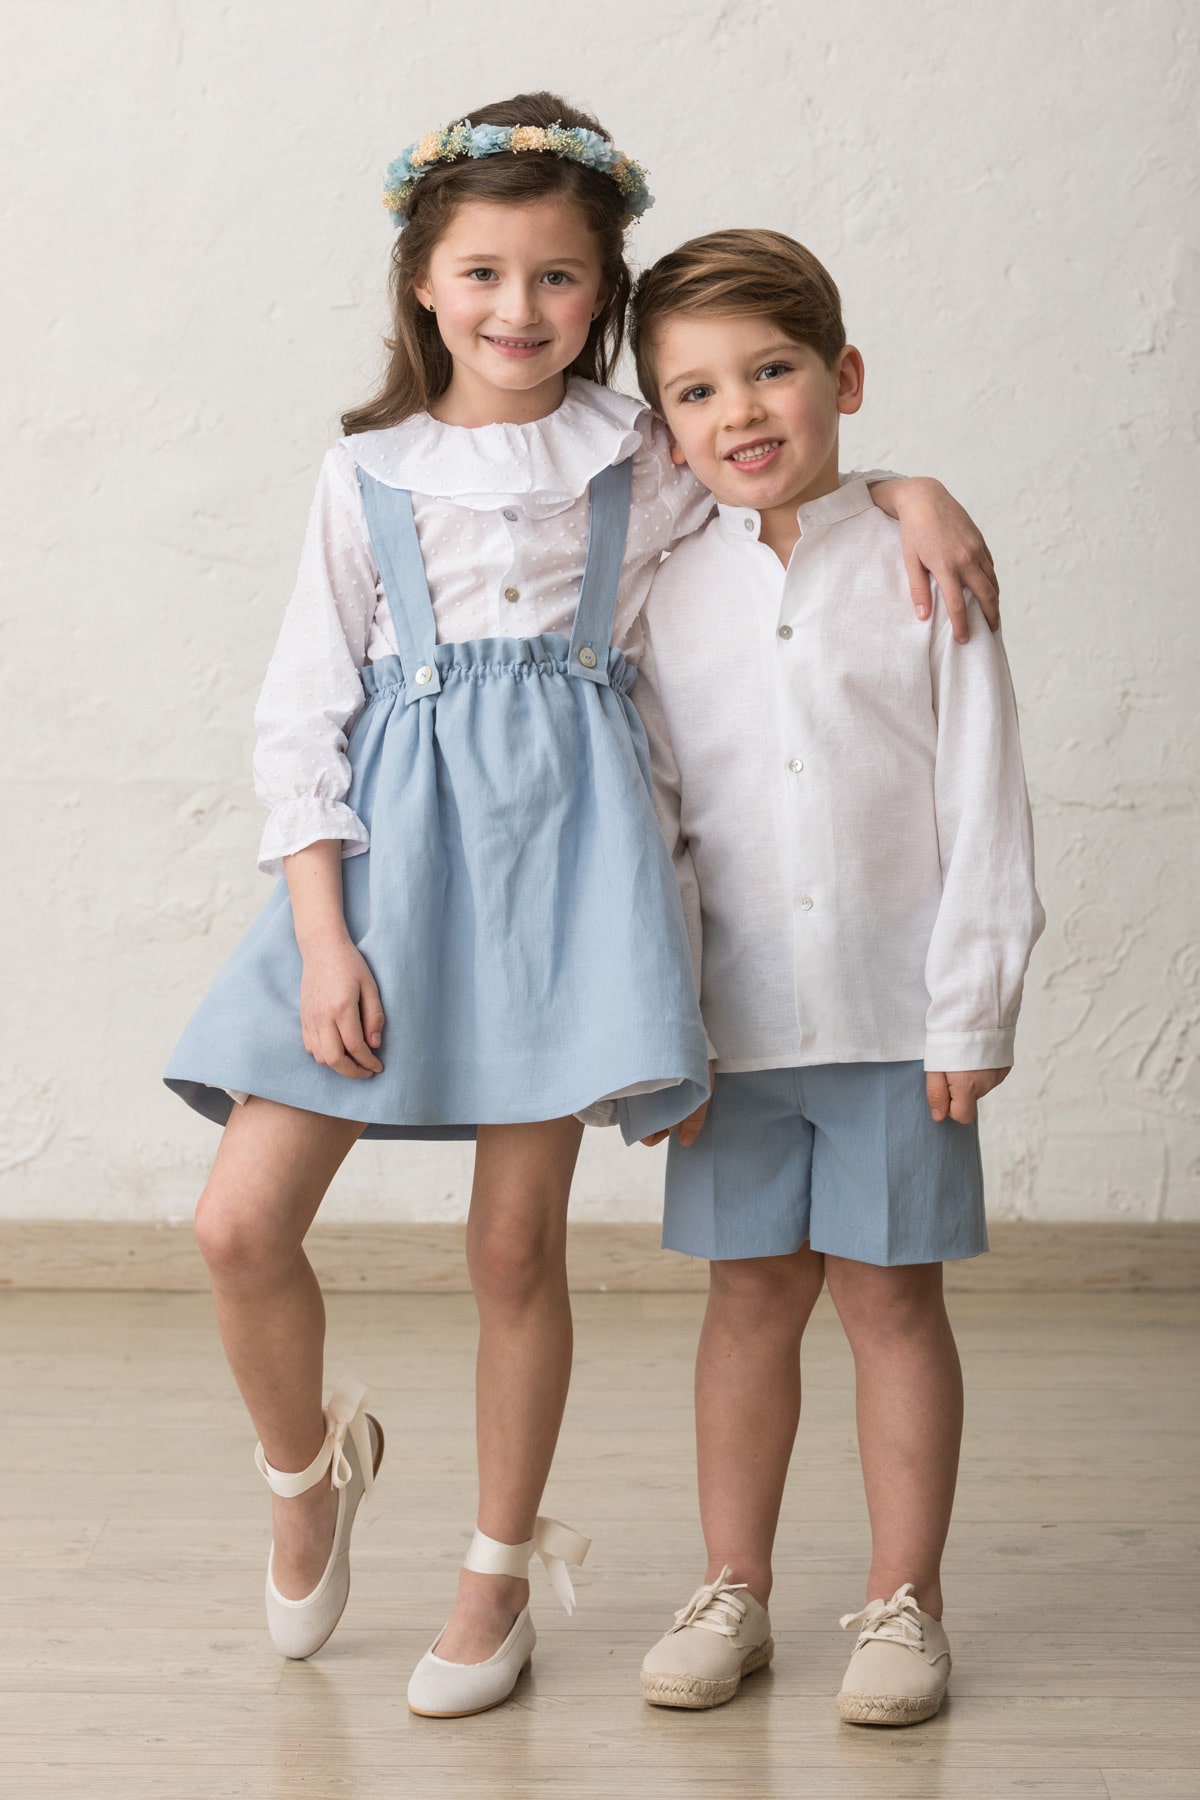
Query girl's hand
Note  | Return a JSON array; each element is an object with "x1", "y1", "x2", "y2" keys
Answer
[
  {"x1": 926, "y1": 1067, "x2": 1010, "y2": 1124},
  {"x1": 641, "y1": 1061, "x2": 716, "y2": 1148},
  {"x1": 299, "y1": 935, "x2": 385, "y2": 1079},
  {"x1": 869, "y1": 477, "x2": 1000, "y2": 643}
]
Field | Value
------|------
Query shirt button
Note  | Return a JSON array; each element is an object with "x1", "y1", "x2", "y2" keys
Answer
[
  {"x1": 743, "y1": 517, "x2": 755, "y2": 531},
  {"x1": 502, "y1": 508, "x2": 518, "y2": 522},
  {"x1": 415, "y1": 665, "x2": 433, "y2": 686},
  {"x1": 799, "y1": 894, "x2": 814, "y2": 911},
  {"x1": 778, "y1": 625, "x2": 793, "y2": 640},
  {"x1": 504, "y1": 586, "x2": 520, "y2": 603},
  {"x1": 788, "y1": 757, "x2": 804, "y2": 774}
]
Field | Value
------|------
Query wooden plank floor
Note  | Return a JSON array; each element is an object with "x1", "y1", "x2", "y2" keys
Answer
[{"x1": 0, "y1": 1289, "x2": 1196, "y2": 1799}]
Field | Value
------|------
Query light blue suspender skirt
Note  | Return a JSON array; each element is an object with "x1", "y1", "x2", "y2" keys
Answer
[{"x1": 164, "y1": 459, "x2": 710, "y2": 1143}]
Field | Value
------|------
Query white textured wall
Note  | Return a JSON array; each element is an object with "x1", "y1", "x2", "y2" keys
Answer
[{"x1": 2, "y1": 1, "x2": 1196, "y2": 1224}]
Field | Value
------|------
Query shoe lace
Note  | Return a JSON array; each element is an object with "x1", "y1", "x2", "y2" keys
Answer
[
  {"x1": 839, "y1": 1582, "x2": 924, "y2": 1650},
  {"x1": 672, "y1": 1565, "x2": 749, "y2": 1638}
]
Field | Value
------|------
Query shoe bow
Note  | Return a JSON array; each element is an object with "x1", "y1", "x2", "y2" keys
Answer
[
  {"x1": 324, "y1": 1376, "x2": 375, "y2": 1495},
  {"x1": 839, "y1": 1582, "x2": 924, "y2": 1648},
  {"x1": 672, "y1": 1565, "x2": 749, "y2": 1637}
]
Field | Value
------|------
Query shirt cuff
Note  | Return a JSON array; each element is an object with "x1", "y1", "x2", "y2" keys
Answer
[
  {"x1": 257, "y1": 798, "x2": 370, "y2": 877},
  {"x1": 924, "y1": 1027, "x2": 1015, "y2": 1072}
]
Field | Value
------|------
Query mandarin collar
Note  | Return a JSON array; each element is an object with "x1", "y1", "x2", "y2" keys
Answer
[{"x1": 716, "y1": 475, "x2": 876, "y2": 542}]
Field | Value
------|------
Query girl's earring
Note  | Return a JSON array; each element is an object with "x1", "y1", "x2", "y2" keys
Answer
[{"x1": 428, "y1": 303, "x2": 436, "y2": 314}]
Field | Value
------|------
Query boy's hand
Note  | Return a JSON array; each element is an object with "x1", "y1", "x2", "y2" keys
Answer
[
  {"x1": 926, "y1": 1067, "x2": 1010, "y2": 1124},
  {"x1": 641, "y1": 1061, "x2": 716, "y2": 1148},
  {"x1": 869, "y1": 477, "x2": 999, "y2": 642},
  {"x1": 299, "y1": 935, "x2": 385, "y2": 1079}
]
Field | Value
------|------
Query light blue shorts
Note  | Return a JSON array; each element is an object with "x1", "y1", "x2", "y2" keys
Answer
[{"x1": 663, "y1": 1061, "x2": 987, "y2": 1267}]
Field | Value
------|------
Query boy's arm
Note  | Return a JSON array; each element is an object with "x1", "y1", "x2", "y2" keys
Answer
[
  {"x1": 629, "y1": 621, "x2": 716, "y2": 1064},
  {"x1": 869, "y1": 477, "x2": 1000, "y2": 642},
  {"x1": 924, "y1": 592, "x2": 1045, "y2": 1082}
]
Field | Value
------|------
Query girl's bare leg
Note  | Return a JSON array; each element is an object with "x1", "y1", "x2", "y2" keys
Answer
[
  {"x1": 823, "y1": 1257, "x2": 962, "y2": 1618},
  {"x1": 433, "y1": 1115, "x2": 584, "y2": 1663},
  {"x1": 695, "y1": 1246, "x2": 826, "y2": 1605},
  {"x1": 193, "y1": 1097, "x2": 364, "y2": 1598}
]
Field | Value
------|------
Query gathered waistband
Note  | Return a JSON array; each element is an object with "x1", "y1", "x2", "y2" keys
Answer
[{"x1": 360, "y1": 632, "x2": 636, "y2": 700}]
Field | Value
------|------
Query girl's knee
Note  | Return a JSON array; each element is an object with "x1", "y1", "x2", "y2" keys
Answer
[
  {"x1": 467, "y1": 1217, "x2": 566, "y2": 1309},
  {"x1": 193, "y1": 1186, "x2": 295, "y2": 1289}
]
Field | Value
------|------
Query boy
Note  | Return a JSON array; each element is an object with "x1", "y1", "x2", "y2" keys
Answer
[{"x1": 629, "y1": 230, "x2": 1044, "y2": 1724}]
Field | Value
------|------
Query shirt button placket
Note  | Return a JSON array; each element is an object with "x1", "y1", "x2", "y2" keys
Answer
[{"x1": 501, "y1": 509, "x2": 521, "y2": 607}]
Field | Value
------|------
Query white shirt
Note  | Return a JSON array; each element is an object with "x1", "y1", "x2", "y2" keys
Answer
[
  {"x1": 635, "y1": 478, "x2": 1045, "y2": 1074},
  {"x1": 251, "y1": 379, "x2": 716, "y2": 875}
]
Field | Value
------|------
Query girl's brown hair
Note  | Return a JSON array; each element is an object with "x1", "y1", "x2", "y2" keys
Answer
[
  {"x1": 342, "y1": 92, "x2": 633, "y2": 434},
  {"x1": 631, "y1": 229, "x2": 846, "y2": 415}
]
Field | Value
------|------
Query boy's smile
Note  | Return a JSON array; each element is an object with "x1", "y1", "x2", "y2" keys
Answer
[{"x1": 652, "y1": 314, "x2": 865, "y2": 561}]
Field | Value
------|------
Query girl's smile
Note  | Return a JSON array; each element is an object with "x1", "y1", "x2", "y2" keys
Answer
[{"x1": 415, "y1": 197, "x2": 606, "y2": 425}]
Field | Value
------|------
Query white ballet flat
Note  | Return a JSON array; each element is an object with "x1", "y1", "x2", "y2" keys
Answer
[
  {"x1": 407, "y1": 1515, "x2": 590, "y2": 1718},
  {"x1": 255, "y1": 1376, "x2": 384, "y2": 1660}
]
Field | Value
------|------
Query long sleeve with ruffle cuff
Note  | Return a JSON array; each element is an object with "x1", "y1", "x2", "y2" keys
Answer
[{"x1": 256, "y1": 797, "x2": 370, "y2": 879}]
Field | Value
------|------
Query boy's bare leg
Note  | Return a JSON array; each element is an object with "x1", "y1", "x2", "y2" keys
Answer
[
  {"x1": 434, "y1": 1115, "x2": 584, "y2": 1664},
  {"x1": 696, "y1": 1246, "x2": 827, "y2": 1605},
  {"x1": 193, "y1": 1098, "x2": 365, "y2": 1598},
  {"x1": 823, "y1": 1257, "x2": 962, "y2": 1618}
]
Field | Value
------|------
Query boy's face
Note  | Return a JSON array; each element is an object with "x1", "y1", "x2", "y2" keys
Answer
[{"x1": 651, "y1": 313, "x2": 864, "y2": 513}]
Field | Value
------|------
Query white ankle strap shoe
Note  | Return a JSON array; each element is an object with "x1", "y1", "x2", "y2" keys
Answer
[
  {"x1": 256, "y1": 1376, "x2": 384, "y2": 1660},
  {"x1": 407, "y1": 1515, "x2": 590, "y2": 1718}
]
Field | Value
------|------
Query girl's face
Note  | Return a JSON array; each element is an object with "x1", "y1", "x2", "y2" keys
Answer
[{"x1": 415, "y1": 198, "x2": 605, "y2": 424}]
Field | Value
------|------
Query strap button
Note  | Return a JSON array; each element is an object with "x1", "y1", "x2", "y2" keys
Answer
[
  {"x1": 504, "y1": 586, "x2": 520, "y2": 603},
  {"x1": 578, "y1": 647, "x2": 598, "y2": 669},
  {"x1": 415, "y1": 665, "x2": 433, "y2": 686}
]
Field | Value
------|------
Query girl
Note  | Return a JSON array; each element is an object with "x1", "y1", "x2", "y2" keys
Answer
[{"x1": 164, "y1": 90, "x2": 1000, "y2": 1719}]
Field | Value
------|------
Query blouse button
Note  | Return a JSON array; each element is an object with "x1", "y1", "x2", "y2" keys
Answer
[
  {"x1": 505, "y1": 586, "x2": 520, "y2": 603},
  {"x1": 744, "y1": 517, "x2": 755, "y2": 531},
  {"x1": 778, "y1": 625, "x2": 793, "y2": 640},
  {"x1": 798, "y1": 895, "x2": 814, "y2": 911},
  {"x1": 788, "y1": 757, "x2": 804, "y2": 774},
  {"x1": 502, "y1": 508, "x2": 518, "y2": 522},
  {"x1": 415, "y1": 666, "x2": 433, "y2": 685}
]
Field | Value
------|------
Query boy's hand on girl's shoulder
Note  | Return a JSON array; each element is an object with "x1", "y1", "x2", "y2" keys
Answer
[
  {"x1": 641, "y1": 1061, "x2": 717, "y2": 1149},
  {"x1": 926, "y1": 1067, "x2": 1010, "y2": 1125}
]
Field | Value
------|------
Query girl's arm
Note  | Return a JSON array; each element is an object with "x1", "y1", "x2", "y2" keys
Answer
[
  {"x1": 285, "y1": 840, "x2": 385, "y2": 1080},
  {"x1": 253, "y1": 447, "x2": 378, "y2": 875},
  {"x1": 869, "y1": 477, "x2": 1000, "y2": 643}
]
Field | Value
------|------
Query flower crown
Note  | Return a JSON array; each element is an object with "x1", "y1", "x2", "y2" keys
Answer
[{"x1": 382, "y1": 120, "x2": 654, "y2": 229}]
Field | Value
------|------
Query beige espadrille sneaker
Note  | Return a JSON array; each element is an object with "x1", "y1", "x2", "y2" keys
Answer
[
  {"x1": 641, "y1": 1566, "x2": 774, "y2": 1709},
  {"x1": 837, "y1": 1583, "x2": 951, "y2": 1724}
]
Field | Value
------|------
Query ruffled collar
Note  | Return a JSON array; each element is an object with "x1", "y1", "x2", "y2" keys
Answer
[{"x1": 345, "y1": 378, "x2": 646, "y2": 512}]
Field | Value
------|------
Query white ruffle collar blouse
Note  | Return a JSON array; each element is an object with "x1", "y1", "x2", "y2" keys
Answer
[
  {"x1": 250, "y1": 379, "x2": 717, "y2": 874},
  {"x1": 347, "y1": 377, "x2": 648, "y2": 515}
]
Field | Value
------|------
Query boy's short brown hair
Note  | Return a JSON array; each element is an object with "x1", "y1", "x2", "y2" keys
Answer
[{"x1": 632, "y1": 228, "x2": 846, "y2": 414}]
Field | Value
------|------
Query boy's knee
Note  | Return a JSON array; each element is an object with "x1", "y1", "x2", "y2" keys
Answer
[
  {"x1": 708, "y1": 1247, "x2": 825, "y2": 1325},
  {"x1": 825, "y1": 1257, "x2": 944, "y2": 1339}
]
